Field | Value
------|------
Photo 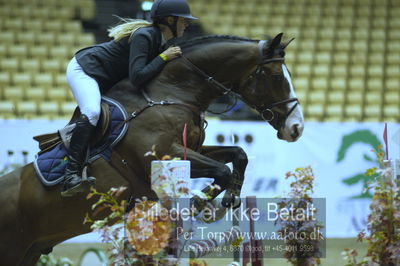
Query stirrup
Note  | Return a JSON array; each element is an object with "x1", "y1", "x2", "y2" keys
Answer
[
  {"x1": 61, "y1": 179, "x2": 86, "y2": 197},
  {"x1": 61, "y1": 167, "x2": 96, "y2": 197},
  {"x1": 81, "y1": 166, "x2": 96, "y2": 185}
]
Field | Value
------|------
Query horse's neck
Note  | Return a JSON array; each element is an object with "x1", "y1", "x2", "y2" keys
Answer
[{"x1": 147, "y1": 42, "x2": 259, "y2": 111}]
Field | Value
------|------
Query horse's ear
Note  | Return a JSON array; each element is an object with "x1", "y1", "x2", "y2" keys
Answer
[
  {"x1": 282, "y1": 37, "x2": 295, "y2": 49},
  {"x1": 264, "y1": 33, "x2": 284, "y2": 55},
  {"x1": 270, "y1": 33, "x2": 283, "y2": 49}
]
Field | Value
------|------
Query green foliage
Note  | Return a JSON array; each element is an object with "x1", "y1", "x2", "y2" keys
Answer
[
  {"x1": 341, "y1": 249, "x2": 371, "y2": 266},
  {"x1": 36, "y1": 254, "x2": 73, "y2": 266},
  {"x1": 85, "y1": 147, "x2": 170, "y2": 265},
  {"x1": 278, "y1": 166, "x2": 323, "y2": 266},
  {"x1": 85, "y1": 186, "x2": 131, "y2": 265},
  {"x1": 342, "y1": 149, "x2": 400, "y2": 266}
]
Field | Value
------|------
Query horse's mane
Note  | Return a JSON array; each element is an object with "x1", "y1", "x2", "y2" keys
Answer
[{"x1": 175, "y1": 35, "x2": 260, "y2": 51}]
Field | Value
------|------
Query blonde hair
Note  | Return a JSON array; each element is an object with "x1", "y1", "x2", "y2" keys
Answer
[{"x1": 108, "y1": 17, "x2": 153, "y2": 42}]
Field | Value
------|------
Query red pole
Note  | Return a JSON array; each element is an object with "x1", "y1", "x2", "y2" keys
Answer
[
  {"x1": 183, "y1": 123, "x2": 187, "y2": 160},
  {"x1": 383, "y1": 123, "x2": 388, "y2": 160}
]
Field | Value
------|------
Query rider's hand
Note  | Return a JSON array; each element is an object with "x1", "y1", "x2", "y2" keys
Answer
[{"x1": 161, "y1": 46, "x2": 182, "y2": 61}]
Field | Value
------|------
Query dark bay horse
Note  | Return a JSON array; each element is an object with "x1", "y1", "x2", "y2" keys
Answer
[{"x1": 0, "y1": 33, "x2": 304, "y2": 265}]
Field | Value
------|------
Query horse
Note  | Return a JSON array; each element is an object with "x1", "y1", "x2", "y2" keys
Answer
[{"x1": 0, "y1": 33, "x2": 304, "y2": 265}]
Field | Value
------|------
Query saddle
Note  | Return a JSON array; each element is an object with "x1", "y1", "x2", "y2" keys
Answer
[
  {"x1": 33, "y1": 97, "x2": 129, "y2": 186},
  {"x1": 33, "y1": 102, "x2": 111, "y2": 154}
]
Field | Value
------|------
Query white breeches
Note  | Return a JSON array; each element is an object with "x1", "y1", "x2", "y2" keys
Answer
[{"x1": 66, "y1": 57, "x2": 101, "y2": 126}]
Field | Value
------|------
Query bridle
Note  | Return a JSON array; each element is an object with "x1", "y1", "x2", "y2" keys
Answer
[{"x1": 180, "y1": 40, "x2": 299, "y2": 127}]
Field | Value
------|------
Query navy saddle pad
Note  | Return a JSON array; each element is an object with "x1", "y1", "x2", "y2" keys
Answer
[{"x1": 33, "y1": 97, "x2": 129, "y2": 186}]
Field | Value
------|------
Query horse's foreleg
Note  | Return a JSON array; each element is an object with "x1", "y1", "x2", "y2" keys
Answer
[
  {"x1": 200, "y1": 146, "x2": 248, "y2": 207},
  {"x1": 170, "y1": 144, "x2": 232, "y2": 206},
  {"x1": 200, "y1": 145, "x2": 248, "y2": 182}
]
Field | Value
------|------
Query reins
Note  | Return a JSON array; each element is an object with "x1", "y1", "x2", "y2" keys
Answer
[
  {"x1": 180, "y1": 55, "x2": 238, "y2": 115},
  {"x1": 180, "y1": 55, "x2": 233, "y2": 95}
]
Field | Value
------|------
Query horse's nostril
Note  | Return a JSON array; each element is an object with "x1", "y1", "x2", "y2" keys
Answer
[{"x1": 291, "y1": 124, "x2": 299, "y2": 139}]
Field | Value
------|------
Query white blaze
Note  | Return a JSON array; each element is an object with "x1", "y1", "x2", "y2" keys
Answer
[{"x1": 280, "y1": 64, "x2": 304, "y2": 142}]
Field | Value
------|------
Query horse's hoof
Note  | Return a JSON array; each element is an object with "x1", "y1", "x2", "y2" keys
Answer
[
  {"x1": 190, "y1": 196, "x2": 207, "y2": 216},
  {"x1": 199, "y1": 199, "x2": 229, "y2": 223},
  {"x1": 221, "y1": 192, "x2": 241, "y2": 209}
]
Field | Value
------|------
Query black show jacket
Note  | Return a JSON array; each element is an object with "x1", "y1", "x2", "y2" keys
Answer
[{"x1": 75, "y1": 26, "x2": 167, "y2": 93}]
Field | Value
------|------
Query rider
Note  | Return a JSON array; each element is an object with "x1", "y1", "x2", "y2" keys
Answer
[{"x1": 60, "y1": 0, "x2": 198, "y2": 197}]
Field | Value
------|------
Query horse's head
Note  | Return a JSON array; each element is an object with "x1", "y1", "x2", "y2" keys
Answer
[
  {"x1": 150, "y1": 33, "x2": 303, "y2": 142},
  {"x1": 237, "y1": 33, "x2": 304, "y2": 142}
]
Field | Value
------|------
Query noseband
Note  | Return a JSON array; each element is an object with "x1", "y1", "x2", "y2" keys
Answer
[
  {"x1": 246, "y1": 40, "x2": 299, "y2": 126},
  {"x1": 181, "y1": 40, "x2": 299, "y2": 125}
]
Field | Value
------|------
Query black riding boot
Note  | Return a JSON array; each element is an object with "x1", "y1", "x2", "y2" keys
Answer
[{"x1": 61, "y1": 114, "x2": 96, "y2": 197}]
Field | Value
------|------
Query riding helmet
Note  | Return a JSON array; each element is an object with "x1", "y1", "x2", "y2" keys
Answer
[{"x1": 150, "y1": 0, "x2": 198, "y2": 20}]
